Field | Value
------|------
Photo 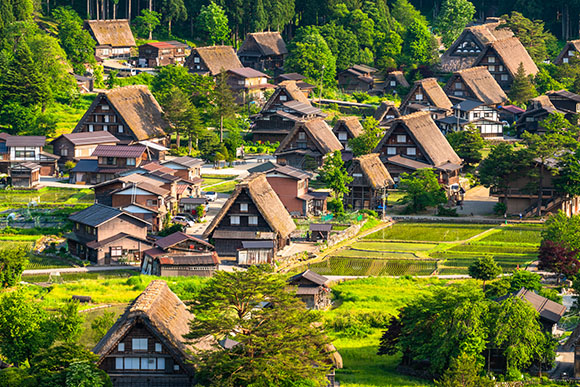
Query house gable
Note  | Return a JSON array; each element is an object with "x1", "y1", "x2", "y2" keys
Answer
[
  {"x1": 449, "y1": 30, "x2": 486, "y2": 58},
  {"x1": 209, "y1": 188, "x2": 272, "y2": 235},
  {"x1": 375, "y1": 122, "x2": 429, "y2": 165}
]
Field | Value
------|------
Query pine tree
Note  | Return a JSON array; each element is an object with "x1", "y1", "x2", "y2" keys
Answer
[
  {"x1": 508, "y1": 63, "x2": 537, "y2": 105},
  {"x1": 212, "y1": 70, "x2": 237, "y2": 142}
]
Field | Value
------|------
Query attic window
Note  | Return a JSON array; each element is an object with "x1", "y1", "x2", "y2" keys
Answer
[
  {"x1": 407, "y1": 147, "x2": 416, "y2": 156},
  {"x1": 118, "y1": 343, "x2": 125, "y2": 352},
  {"x1": 488, "y1": 65, "x2": 495, "y2": 72},
  {"x1": 353, "y1": 173, "x2": 363, "y2": 178},
  {"x1": 488, "y1": 57, "x2": 495, "y2": 63},
  {"x1": 102, "y1": 105, "x2": 110, "y2": 110},
  {"x1": 338, "y1": 132, "x2": 348, "y2": 141},
  {"x1": 569, "y1": 50, "x2": 575, "y2": 56},
  {"x1": 118, "y1": 125, "x2": 124, "y2": 133},
  {"x1": 298, "y1": 132, "x2": 306, "y2": 140},
  {"x1": 279, "y1": 95, "x2": 287, "y2": 101},
  {"x1": 249, "y1": 216, "x2": 258, "y2": 226},
  {"x1": 390, "y1": 80, "x2": 396, "y2": 86},
  {"x1": 240, "y1": 203, "x2": 248, "y2": 212},
  {"x1": 501, "y1": 74, "x2": 509, "y2": 81},
  {"x1": 415, "y1": 94, "x2": 423, "y2": 101},
  {"x1": 132, "y1": 338, "x2": 148, "y2": 351},
  {"x1": 387, "y1": 147, "x2": 396, "y2": 155},
  {"x1": 396, "y1": 135, "x2": 406, "y2": 143},
  {"x1": 231, "y1": 215, "x2": 240, "y2": 225},
  {"x1": 455, "y1": 82, "x2": 462, "y2": 90},
  {"x1": 174, "y1": 364, "x2": 180, "y2": 371},
  {"x1": 89, "y1": 125, "x2": 94, "y2": 132},
  {"x1": 194, "y1": 57, "x2": 200, "y2": 63}
]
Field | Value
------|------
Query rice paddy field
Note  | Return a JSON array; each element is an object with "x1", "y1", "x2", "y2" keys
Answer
[
  {"x1": 0, "y1": 188, "x2": 94, "y2": 206},
  {"x1": 305, "y1": 222, "x2": 543, "y2": 277}
]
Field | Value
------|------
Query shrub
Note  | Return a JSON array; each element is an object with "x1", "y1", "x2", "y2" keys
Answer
[
  {"x1": 494, "y1": 202, "x2": 507, "y2": 216},
  {"x1": 327, "y1": 198, "x2": 345, "y2": 216},
  {"x1": 359, "y1": 209, "x2": 378, "y2": 218},
  {"x1": 64, "y1": 161, "x2": 76, "y2": 171},
  {"x1": 436, "y1": 205, "x2": 458, "y2": 217}
]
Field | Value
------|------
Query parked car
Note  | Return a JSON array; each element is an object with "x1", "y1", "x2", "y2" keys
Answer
[
  {"x1": 172, "y1": 216, "x2": 195, "y2": 227},
  {"x1": 204, "y1": 191, "x2": 218, "y2": 201}
]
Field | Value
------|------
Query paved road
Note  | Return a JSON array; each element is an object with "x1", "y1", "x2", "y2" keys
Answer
[
  {"x1": 23, "y1": 265, "x2": 139, "y2": 275},
  {"x1": 324, "y1": 274, "x2": 472, "y2": 282},
  {"x1": 456, "y1": 186, "x2": 498, "y2": 216}
]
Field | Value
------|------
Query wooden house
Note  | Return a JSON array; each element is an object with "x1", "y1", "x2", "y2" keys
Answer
[
  {"x1": 238, "y1": 31, "x2": 288, "y2": 72},
  {"x1": 555, "y1": 40, "x2": 580, "y2": 65},
  {"x1": 546, "y1": 89, "x2": 580, "y2": 115},
  {"x1": 9, "y1": 162, "x2": 40, "y2": 188},
  {"x1": 202, "y1": 173, "x2": 296, "y2": 257},
  {"x1": 178, "y1": 197, "x2": 207, "y2": 216},
  {"x1": 141, "y1": 232, "x2": 218, "y2": 277},
  {"x1": 436, "y1": 99, "x2": 504, "y2": 138},
  {"x1": 84, "y1": 19, "x2": 136, "y2": 59},
  {"x1": 185, "y1": 45, "x2": 242, "y2": 76},
  {"x1": 66, "y1": 204, "x2": 152, "y2": 265},
  {"x1": 383, "y1": 71, "x2": 409, "y2": 95},
  {"x1": 275, "y1": 118, "x2": 343, "y2": 169},
  {"x1": 236, "y1": 240, "x2": 275, "y2": 266},
  {"x1": 72, "y1": 85, "x2": 169, "y2": 145},
  {"x1": 251, "y1": 80, "x2": 326, "y2": 143},
  {"x1": 74, "y1": 74, "x2": 94, "y2": 93},
  {"x1": 471, "y1": 37, "x2": 538, "y2": 91},
  {"x1": 50, "y1": 131, "x2": 120, "y2": 167},
  {"x1": 161, "y1": 156, "x2": 203, "y2": 189},
  {"x1": 338, "y1": 64, "x2": 379, "y2": 93},
  {"x1": 332, "y1": 117, "x2": 363, "y2": 158},
  {"x1": 226, "y1": 67, "x2": 274, "y2": 104},
  {"x1": 498, "y1": 105, "x2": 525, "y2": 125},
  {"x1": 439, "y1": 18, "x2": 514, "y2": 72},
  {"x1": 443, "y1": 66, "x2": 508, "y2": 106},
  {"x1": 373, "y1": 101, "x2": 401, "y2": 127},
  {"x1": 515, "y1": 95, "x2": 565, "y2": 136},
  {"x1": 288, "y1": 270, "x2": 332, "y2": 310},
  {"x1": 0, "y1": 135, "x2": 59, "y2": 176},
  {"x1": 93, "y1": 280, "x2": 213, "y2": 386},
  {"x1": 70, "y1": 145, "x2": 149, "y2": 184},
  {"x1": 248, "y1": 161, "x2": 328, "y2": 216},
  {"x1": 373, "y1": 111, "x2": 462, "y2": 186},
  {"x1": 275, "y1": 73, "x2": 315, "y2": 96},
  {"x1": 345, "y1": 153, "x2": 394, "y2": 210},
  {"x1": 94, "y1": 173, "x2": 174, "y2": 204},
  {"x1": 400, "y1": 78, "x2": 453, "y2": 119},
  {"x1": 309, "y1": 223, "x2": 332, "y2": 241},
  {"x1": 111, "y1": 182, "x2": 172, "y2": 232},
  {"x1": 137, "y1": 41, "x2": 187, "y2": 67}
]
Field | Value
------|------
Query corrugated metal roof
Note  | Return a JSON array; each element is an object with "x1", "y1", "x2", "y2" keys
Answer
[
  {"x1": 6, "y1": 136, "x2": 46, "y2": 147},
  {"x1": 163, "y1": 156, "x2": 204, "y2": 168},
  {"x1": 92, "y1": 145, "x2": 147, "y2": 158},
  {"x1": 241, "y1": 240, "x2": 274, "y2": 249},
  {"x1": 155, "y1": 231, "x2": 214, "y2": 250},
  {"x1": 71, "y1": 159, "x2": 99, "y2": 173},
  {"x1": 288, "y1": 270, "x2": 329, "y2": 286},
  {"x1": 228, "y1": 67, "x2": 269, "y2": 78},
  {"x1": 61, "y1": 131, "x2": 120, "y2": 146}
]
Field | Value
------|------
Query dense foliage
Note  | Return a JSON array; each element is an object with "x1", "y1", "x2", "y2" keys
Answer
[
  {"x1": 0, "y1": 246, "x2": 28, "y2": 287},
  {"x1": 399, "y1": 169, "x2": 447, "y2": 213}
]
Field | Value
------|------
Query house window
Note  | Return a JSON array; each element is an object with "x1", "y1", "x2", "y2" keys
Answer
[
  {"x1": 298, "y1": 132, "x2": 306, "y2": 140},
  {"x1": 141, "y1": 358, "x2": 156, "y2": 370},
  {"x1": 174, "y1": 365, "x2": 180, "y2": 371},
  {"x1": 111, "y1": 246, "x2": 123, "y2": 257},
  {"x1": 407, "y1": 147, "x2": 416, "y2": 156},
  {"x1": 231, "y1": 215, "x2": 240, "y2": 225},
  {"x1": 157, "y1": 357, "x2": 165, "y2": 369},
  {"x1": 396, "y1": 135, "x2": 406, "y2": 143},
  {"x1": 386, "y1": 147, "x2": 396, "y2": 155},
  {"x1": 127, "y1": 158, "x2": 136, "y2": 166},
  {"x1": 75, "y1": 223, "x2": 80, "y2": 230},
  {"x1": 118, "y1": 343, "x2": 125, "y2": 351},
  {"x1": 116, "y1": 358, "x2": 124, "y2": 369},
  {"x1": 147, "y1": 199, "x2": 158, "y2": 206},
  {"x1": 103, "y1": 125, "x2": 108, "y2": 131},
  {"x1": 107, "y1": 157, "x2": 115, "y2": 165},
  {"x1": 473, "y1": 113, "x2": 479, "y2": 118},
  {"x1": 61, "y1": 147, "x2": 68, "y2": 156},
  {"x1": 102, "y1": 104, "x2": 110, "y2": 110},
  {"x1": 415, "y1": 94, "x2": 423, "y2": 101},
  {"x1": 240, "y1": 203, "x2": 248, "y2": 212},
  {"x1": 279, "y1": 95, "x2": 287, "y2": 101},
  {"x1": 194, "y1": 57, "x2": 200, "y2": 63},
  {"x1": 564, "y1": 58, "x2": 570, "y2": 64},
  {"x1": 104, "y1": 115, "x2": 110, "y2": 123},
  {"x1": 353, "y1": 173, "x2": 363, "y2": 178},
  {"x1": 454, "y1": 91, "x2": 463, "y2": 96},
  {"x1": 155, "y1": 343, "x2": 162, "y2": 352},
  {"x1": 488, "y1": 65, "x2": 495, "y2": 72},
  {"x1": 125, "y1": 358, "x2": 140, "y2": 369},
  {"x1": 488, "y1": 57, "x2": 495, "y2": 63},
  {"x1": 498, "y1": 65, "x2": 504, "y2": 71},
  {"x1": 118, "y1": 125, "x2": 124, "y2": 133},
  {"x1": 500, "y1": 74, "x2": 509, "y2": 81},
  {"x1": 390, "y1": 80, "x2": 396, "y2": 86},
  {"x1": 484, "y1": 112, "x2": 492, "y2": 118},
  {"x1": 570, "y1": 50, "x2": 576, "y2": 56},
  {"x1": 455, "y1": 82, "x2": 462, "y2": 89},
  {"x1": 132, "y1": 338, "x2": 148, "y2": 351},
  {"x1": 338, "y1": 132, "x2": 348, "y2": 141},
  {"x1": 89, "y1": 125, "x2": 94, "y2": 132},
  {"x1": 249, "y1": 216, "x2": 258, "y2": 226}
]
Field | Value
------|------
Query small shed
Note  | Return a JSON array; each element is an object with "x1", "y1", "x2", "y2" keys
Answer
[
  {"x1": 309, "y1": 223, "x2": 333, "y2": 241},
  {"x1": 179, "y1": 197, "x2": 208, "y2": 215},
  {"x1": 288, "y1": 270, "x2": 332, "y2": 310},
  {"x1": 237, "y1": 240, "x2": 275, "y2": 266},
  {"x1": 10, "y1": 162, "x2": 40, "y2": 188}
]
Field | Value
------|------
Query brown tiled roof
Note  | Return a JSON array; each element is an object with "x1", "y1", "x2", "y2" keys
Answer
[
  {"x1": 375, "y1": 111, "x2": 462, "y2": 168},
  {"x1": 547, "y1": 89, "x2": 580, "y2": 103},
  {"x1": 485, "y1": 38, "x2": 538, "y2": 77},
  {"x1": 448, "y1": 67, "x2": 508, "y2": 105},
  {"x1": 163, "y1": 156, "x2": 204, "y2": 169},
  {"x1": 85, "y1": 19, "x2": 136, "y2": 47},
  {"x1": 139, "y1": 161, "x2": 175, "y2": 174},
  {"x1": 276, "y1": 118, "x2": 343, "y2": 156},
  {"x1": 497, "y1": 287, "x2": 566, "y2": 324},
  {"x1": 59, "y1": 131, "x2": 120, "y2": 146},
  {"x1": 240, "y1": 31, "x2": 288, "y2": 56},
  {"x1": 352, "y1": 153, "x2": 393, "y2": 188},
  {"x1": 401, "y1": 78, "x2": 453, "y2": 111},
  {"x1": 155, "y1": 231, "x2": 214, "y2": 251},
  {"x1": 333, "y1": 117, "x2": 363, "y2": 138},
  {"x1": 288, "y1": 269, "x2": 329, "y2": 286},
  {"x1": 157, "y1": 254, "x2": 219, "y2": 266},
  {"x1": 203, "y1": 173, "x2": 296, "y2": 239},
  {"x1": 69, "y1": 203, "x2": 150, "y2": 227},
  {"x1": 93, "y1": 281, "x2": 214, "y2": 373},
  {"x1": 114, "y1": 181, "x2": 170, "y2": 197},
  {"x1": 92, "y1": 144, "x2": 147, "y2": 158},
  {"x1": 6, "y1": 136, "x2": 46, "y2": 147},
  {"x1": 188, "y1": 45, "x2": 242, "y2": 76}
]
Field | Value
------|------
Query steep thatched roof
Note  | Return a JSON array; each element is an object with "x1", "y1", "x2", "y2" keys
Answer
[
  {"x1": 278, "y1": 80, "x2": 310, "y2": 104},
  {"x1": 85, "y1": 20, "x2": 136, "y2": 47},
  {"x1": 351, "y1": 153, "x2": 393, "y2": 188},
  {"x1": 555, "y1": 40, "x2": 580, "y2": 64},
  {"x1": 93, "y1": 280, "x2": 213, "y2": 373},
  {"x1": 374, "y1": 111, "x2": 461, "y2": 168},
  {"x1": 239, "y1": 31, "x2": 288, "y2": 56},
  {"x1": 387, "y1": 71, "x2": 409, "y2": 88},
  {"x1": 401, "y1": 78, "x2": 453, "y2": 111},
  {"x1": 446, "y1": 67, "x2": 508, "y2": 105},
  {"x1": 373, "y1": 101, "x2": 401, "y2": 124},
  {"x1": 203, "y1": 173, "x2": 296, "y2": 239},
  {"x1": 276, "y1": 118, "x2": 343, "y2": 156},
  {"x1": 333, "y1": 117, "x2": 363, "y2": 138},
  {"x1": 75, "y1": 85, "x2": 168, "y2": 141},
  {"x1": 480, "y1": 37, "x2": 538, "y2": 77},
  {"x1": 188, "y1": 45, "x2": 242, "y2": 76}
]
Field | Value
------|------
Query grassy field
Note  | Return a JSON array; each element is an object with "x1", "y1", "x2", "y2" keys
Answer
[
  {"x1": 201, "y1": 174, "x2": 237, "y2": 187},
  {"x1": 0, "y1": 188, "x2": 94, "y2": 206},
  {"x1": 364, "y1": 223, "x2": 492, "y2": 242},
  {"x1": 211, "y1": 180, "x2": 239, "y2": 194},
  {"x1": 45, "y1": 95, "x2": 96, "y2": 137}
]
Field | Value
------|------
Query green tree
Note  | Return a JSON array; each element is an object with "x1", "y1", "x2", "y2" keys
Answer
[
  {"x1": 198, "y1": 2, "x2": 231, "y2": 45},
  {"x1": 319, "y1": 150, "x2": 353, "y2": 215},
  {"x1": 285, "y1": 26, "x2": 337, "y2": 88},
  {"x1": 402, "y1": 19, "x2": 435, "y2": 65},
  {"x1": 499, "y1": 12, "x2": 557, "y2": 64},
  {"x1": 468, "y1": 256, "x2": 502, "y2": 290},
  {"x1": 508, "y1": 63, "x2": 537, "y2": 105},
  {"x1": 106, "y1": 70, "x2": 118, "y2": 89},
  {"x1": 554, "y1": 149, "x2": 580, "y2": 199},
  {"x1": 399, "y1": 169, "x2": 447, "y2": 213},
  {"x1": 185, "y1": 266, "x2": 332, "y2": 386},
  {"x1": 319, "y1": 23, "x2": 360, "y2": 71},
  {"x1": 348, "y1": 117, "x2": 382, "y2": 157},
  {"x1": 134, "y1": 9, "x2": 161, "y2": 40},
  {"x1": 91, "y1": 310, "x2": 115, "y2": 342},
  {"x1": 65, "y1": 361, "x2": 107, "y2": 387},
  {"x1": 538, "y1": 240, "x2": 580, "y2": 282},
  {"x1": 55, "y1": 300, "x2": 84, "y2": 344},
  {"x1": 391, "y1": 0, "x2": 427, "y2": 31},
  {"x1": 52, "y1": 7, "x2": 96, "y2": 74},
  {"x1": 435, "y1": 0, "x2": 476, "y2": 48},
  {"x1": 158, "y1": 0, "x2": 187, "y2": 35},
  {"x1": 158, "y1": 85, "x2": 194, "y2": 148},
  {"x1": 446, "y1": 126, "x2": 485, "y2": 168},
  {"x1": 542, "y1": 211, "x2": 580, "y2": 252},
  {"x1": 0, "y1": 245, "x2": 27, "y2": 287},
  {"x1": 213, "y1": 70, "x2": 237, "y2": 142},
  {"x1": 435, "y1": 353, "x2": 493, "y2": 387}
]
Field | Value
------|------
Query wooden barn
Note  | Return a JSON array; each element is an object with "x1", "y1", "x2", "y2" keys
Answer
[
  {"x1": 288, "y1": 270, "x2": 332, "y2": 310},
  {"x1": 236, "y1": 240, "x2": 275, "y2": 265},
  {"x1": 373, "y1": 101, "x2": 401, "y2": 127},
  {"x1": 50, "y1": 131, "x2": 120, "y2": 166},
  {"x1": 275, "y1": 118, "x2": 343, "y2": 169},
  {"x1": 309, "y1": 223, "x2": 332, "y2": 241},
  {"x1": 185, "y1": 45, "x2": 242, "y2": 76},
  {"x1": 202, "y1": 173, "x2": 296, "y2": 257},
  {"x1": 226, "y1": 67, "x2": 273, "y2": 104},
  {"x1": 93, "y1": 280, "x2": 214, "y2": 387},
  {"x1": 338, "y1": 64, "x2": 379, "y2": 93},
  {"x1": 238, "y1": 31, "x2": 288, "y2": 72},
  {"x1": 141, "y1": 232, "x2": 218, "y2": 277},
  {"x1": 515, "y1": 95, "x2": 565, "y2": 136},
  {"x1": 84, "y1": 19, "x2": 136, "y2": 59},
  {"x1": 400, "y1": 78, "x2": 453, "y2": 119},
  {"x1": 9, "y1": 162, "x2": 40, "y2": 188},
  {"x1": 345, "y1": 153, "x2": 394, "y2": 210}
]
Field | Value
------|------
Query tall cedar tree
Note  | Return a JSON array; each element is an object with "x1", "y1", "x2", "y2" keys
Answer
[
  {"x1": 499, "y1": 12, "x2": 557, "y2": 63},
  {"x1": 446, "y1": 125, "x2": 485, "y2": 168},
  {"x1": 185, "y1": 266, "x2": 332, "y2": 386},
  {"x1": 399, "y1": 168, "x2": 447, "y2": 213},
  {"x1": 508, "y1": 63, "x2": 537, "y2": 105},
  {"x1": 158, "y1": 0, "x2": 187, "y2": 35},
  {"x1": 538, "y1": 240, "x2": 580, "y2": 282},
  {"x1": 435, "y1": 0, "x2": 476, "y2": 48},
  {"x1": 468, "y1": 256, "x2": 502, "y2": 290},
  {"x1": 213, "y1": 70, "x2": 237, "y2": 142}
]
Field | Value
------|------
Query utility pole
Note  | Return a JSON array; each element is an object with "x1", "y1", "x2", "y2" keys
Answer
[{"x1": 382, "y1": 182, "x2": 389, "y2": 221}]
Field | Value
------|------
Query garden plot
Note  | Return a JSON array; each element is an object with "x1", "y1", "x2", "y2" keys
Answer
[
  {"x1": 364, "y1": 222, "x2": 493, "y2": 242},
  {"x1": 308, "y1": 256, "x2": 437, "y2": 276}
]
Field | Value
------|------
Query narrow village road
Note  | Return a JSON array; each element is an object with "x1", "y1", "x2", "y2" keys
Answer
[{"x1": 23, "y1": 265, "x2": 139, "y2": 276}]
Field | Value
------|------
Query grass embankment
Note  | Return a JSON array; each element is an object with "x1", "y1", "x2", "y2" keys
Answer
[{"x1": 45, "y1": 95, "x2": 95, "y2": 137}]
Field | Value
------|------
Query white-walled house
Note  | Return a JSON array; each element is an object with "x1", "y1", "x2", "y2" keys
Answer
[{"x1": 436, "y1": 100, "x2": 504, "y2": 138}]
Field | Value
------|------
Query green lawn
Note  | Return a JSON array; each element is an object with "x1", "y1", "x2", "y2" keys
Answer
[
  {"x1": 0, "y1": 187, "x2": 94, "y2": 206},
  {"x1": 45, "y1": 95, "x2": 96, "y2": 137},
  {"x1": 364, "y1": 223, "x2": 493, "y2": 242},
  {"x1": 201, "y1": 174, "x2": 237, "y2": 187},
  {"x1": 351, "y1": 242, "x2": 438, "y2": 252}
]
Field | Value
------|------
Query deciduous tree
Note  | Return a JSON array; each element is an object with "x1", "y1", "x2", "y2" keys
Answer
[
  {"x1": 198, "y1": 1, "x2": 230, "y2": 45},
  {"x1": 348, "y1": 117, "x2": 382, "y2": 157},
  {"x1": 134, "y1": 9, "x2": 160, "y2": 39},
  {"x1": 468, "y1": 256, "x2": 502, "y2": 290},
  {"x1": 446, "y1": 126, "x2": 485, "y2": 168},
  {"x1": 399, "y1": 168, "x2": 447, "y2": 213},
  {"x1": 538, "y1": 240, "x2": 580, "y2": 282},
  {"x1": 0, "y1": 245, "x2": 27, "y2": 288},
  {"x1": 435, "y1": 0, "x2": 476, "y2": 48}
]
